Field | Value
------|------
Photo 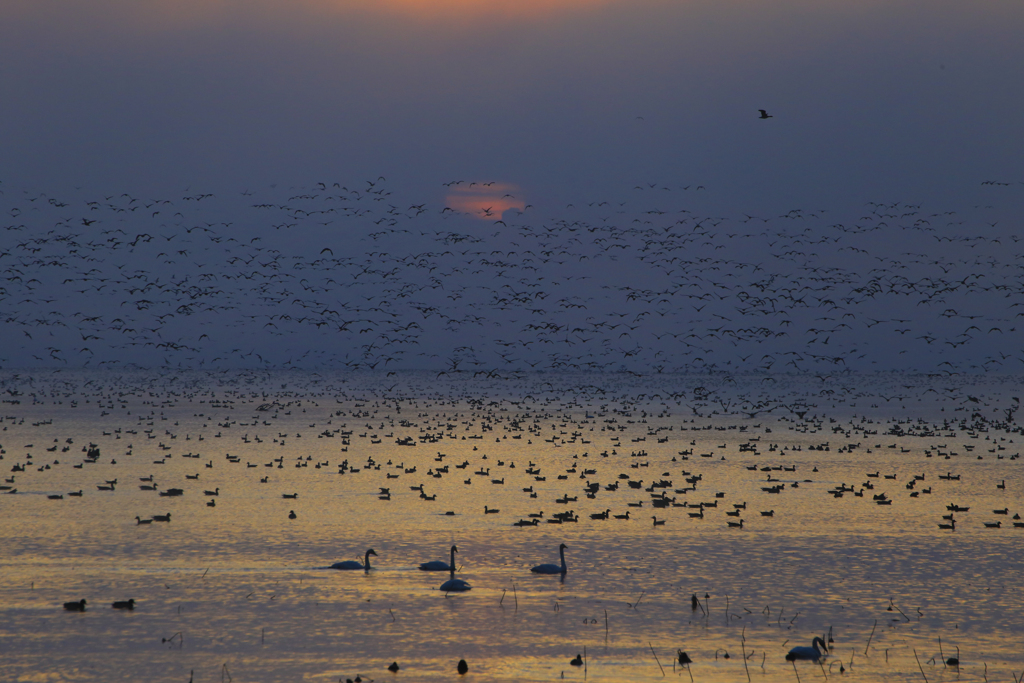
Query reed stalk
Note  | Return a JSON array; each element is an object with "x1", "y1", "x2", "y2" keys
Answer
[
  {"x1": 913, "y1": 649, "x2": 929, "y2": 683},
  {"x1": 864, "y1": 619, "x2": 877, "y2": 655},
  {"x1": 649, "y1": 642, "x2": 666, "y2": 677}
]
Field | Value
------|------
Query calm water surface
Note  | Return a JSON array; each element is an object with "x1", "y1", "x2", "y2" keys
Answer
[{"x1": 1, "y1": 371, "x2": 1022, "y2": 682}]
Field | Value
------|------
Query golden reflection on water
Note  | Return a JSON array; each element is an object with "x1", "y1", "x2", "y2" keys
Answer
[{"x1": 1, "y1": 372, "x2": 1023, "y2": 682}]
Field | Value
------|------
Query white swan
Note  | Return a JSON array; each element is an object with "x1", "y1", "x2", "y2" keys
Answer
[
  {"x1": 531, "y1": 543, "x2": 567, "y2": 574},
  {"x1": 330, "y1": 548, "x2": 377, "y2": 570},
  {"x1": 439, "y1": 547, "x2": 471, "y2": 592},
  {"x1": 786, "y1": 636, "x2": 827, "y2": 661},
  {"x1": 419, "y1": 545, "x2": 456, "y2": 571}
]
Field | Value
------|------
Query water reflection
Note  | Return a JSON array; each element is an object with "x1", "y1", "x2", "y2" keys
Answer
[{"x1": 1, "y1": 371, "x2": 1023, "y2": 681}]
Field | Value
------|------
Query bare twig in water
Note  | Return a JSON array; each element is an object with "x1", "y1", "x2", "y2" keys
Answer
[
  {"x1": 889, "y1": 599, "x2": 911, "y2": 622},
  {"x1": 630, "y1": 591, "x2": 646, "y2": 610},
  {"x1": 513, "y1": 583, "x2": 518, "y2": 611},
  {"x1": 741, "y1": 626, "x2": 751, "y2": 682},
  {"x1": 938, "y1": 636, "x2": 944, "y2": 666},
  {"x1": 221, "y1": 662, "x2": 232, "y2": 683},
  {"x1": 913, "y1": 649, "x2": 929, "y2": 683},
  {"x1": 605, "y1": 610, "x2": 609, "y2": 644},
  {"x1": 865, "y1": 619, "x2": 877, "y2": 655},
  {"x1": 162, "y1": 631, "x2": 183, "y2": 649},
  {"x1": 499, "y1": 589, "x2": 506, "y2": 606},
  {"x1": 792, "y1": 659, "x2": 801, "y2": 683},
  {"x1": 649, "y1": 642, "x2": 666, "y2": 677}
]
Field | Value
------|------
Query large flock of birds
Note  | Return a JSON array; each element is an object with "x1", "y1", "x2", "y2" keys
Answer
[
  {"x1": 1, "y1": 178, "x2": 1022, "y2": 374},
  {"x1": 4, "y1": 371, "x2": 1020, "y2": 535},
  {"x1": 4, "y1": 368, "x2": 1020, "y2": 681}
]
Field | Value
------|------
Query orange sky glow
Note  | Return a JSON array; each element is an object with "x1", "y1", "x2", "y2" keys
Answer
[
  {"x1": 446, "y1": 183, "x2": 526, "y2": 220},
  {"x1": 2, "y1": 0, "x2": 617, "y2": 31}
]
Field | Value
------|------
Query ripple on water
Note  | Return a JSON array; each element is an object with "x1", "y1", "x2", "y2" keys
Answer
[{"x1": 1, "y1": 373, "x2": 1023, "y2": 682}]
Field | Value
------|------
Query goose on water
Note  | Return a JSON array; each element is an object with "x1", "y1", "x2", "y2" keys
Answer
[
  {"x1": 531, "y1": 543, "x2": 568, "y2": 574},
  {"x1": 330, "y1": 548, "x2": 377, "y2": 570}
]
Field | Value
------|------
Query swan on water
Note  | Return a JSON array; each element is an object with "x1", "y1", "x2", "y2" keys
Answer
[
  {"x1": 330, "y1": 548, "x2": 377, "y2": 570},
  {"x1": 786, "y1": 636, "x2": 828, "y2": 661},
  {"x1": 438, "y1": 546, "x2": 471, "y2": 591},
  {"x1": 531, "y1": 543, "x2": 567, "y2": 574},
  {"x1": 440, "y1": 575, "x2": 471, "y2": 592},
  {"x1": 420, "y1": 544, "x2": 457, "y2": 571}
]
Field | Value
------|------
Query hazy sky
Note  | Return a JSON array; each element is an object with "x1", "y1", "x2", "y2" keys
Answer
[
  {"x1": 3, "y1": 0, "x2": 1022, "y2": 208},
  {"x1": 2, "y1": 0, "x2": 1023, "y2": 374}
]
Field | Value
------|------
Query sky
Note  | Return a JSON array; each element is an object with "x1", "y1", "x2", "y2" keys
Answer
[
  {"x1": 3, "y1": 0, "x2": 1022, "y2": 206},
  {"x1": 1, "y1": 0, "x2": 1023, "y2": 373}
]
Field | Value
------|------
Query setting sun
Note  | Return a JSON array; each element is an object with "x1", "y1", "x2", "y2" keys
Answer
[{"x1": 445, "y1": 182, "x2": 526, "y2": 220}]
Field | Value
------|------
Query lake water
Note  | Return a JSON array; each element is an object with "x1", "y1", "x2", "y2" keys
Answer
[{"x1": 1, "y1": 370, "x2": 1021, "y2": 683}]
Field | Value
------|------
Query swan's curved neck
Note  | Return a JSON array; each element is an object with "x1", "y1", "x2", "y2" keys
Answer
[
  {"x1": 364, "y1": 550, "x2": 372, "y2": 569},
  {"x1": 559, "y1": 545, "x2": 567, "y2": 572}
]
